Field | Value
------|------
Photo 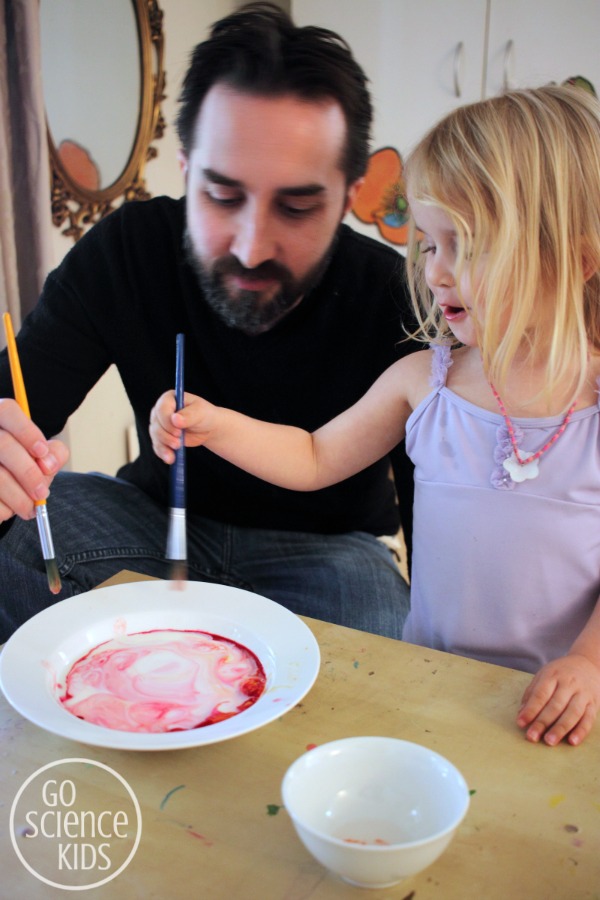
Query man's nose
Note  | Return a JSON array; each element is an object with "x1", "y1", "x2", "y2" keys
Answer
[{"x1": 230, "y1": 207, "x2": 277, "y2": 269}]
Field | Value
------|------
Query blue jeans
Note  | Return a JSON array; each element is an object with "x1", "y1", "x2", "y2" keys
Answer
[{"x1": 0, "y1": 472, "x2": 409, "y2": 643}]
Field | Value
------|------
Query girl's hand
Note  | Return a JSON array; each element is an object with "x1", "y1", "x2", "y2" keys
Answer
[
  {"x1": 516, "y1": 654, "x2": 600, "y2": 746},
  {"x1": 149, "y1": 390, "x2": 218, "y2": 464}
]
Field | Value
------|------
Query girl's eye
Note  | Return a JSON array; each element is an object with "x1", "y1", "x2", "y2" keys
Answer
[{"x1": 419, "y1": 243, "x2": 435, "y2": 255}]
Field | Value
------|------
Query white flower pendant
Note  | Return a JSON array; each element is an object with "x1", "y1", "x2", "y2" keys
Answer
[{"x1": 502, "y1": 452, "x2": 539, "y2": 482}]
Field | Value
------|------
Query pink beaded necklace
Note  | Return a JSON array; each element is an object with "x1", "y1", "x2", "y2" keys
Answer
[{"x1": 489, "y1": 382, "x2": 577, "y2": 482}]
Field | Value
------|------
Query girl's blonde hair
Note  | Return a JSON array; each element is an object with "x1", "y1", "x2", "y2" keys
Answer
[{"x1": 405, "y1": 84, "x2": 600, "y2": 405}]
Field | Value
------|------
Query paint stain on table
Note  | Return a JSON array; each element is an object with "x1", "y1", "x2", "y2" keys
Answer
[{"x1": 160, "y1": 784, "x2": 186, "y2": 810}]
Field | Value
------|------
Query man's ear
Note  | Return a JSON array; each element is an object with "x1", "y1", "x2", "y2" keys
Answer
[
  {"x1": 343, "y1": 177, "x2": 364, "y2": 217},
  {"x1": 177, "y1": 149, "x2": 189, "y2": 178}
]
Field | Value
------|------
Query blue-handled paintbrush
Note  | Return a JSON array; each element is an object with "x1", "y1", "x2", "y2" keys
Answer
[
  {"x1": 3, "y1": 312, "x2": 61, "y2": 595},
  {"x1": 165, "y1": 333, "x2": 187, "y2": 585}
]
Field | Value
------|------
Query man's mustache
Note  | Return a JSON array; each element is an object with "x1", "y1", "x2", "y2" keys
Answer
[{"x1": 213, "y1": 257, "x2": 290, "y2": 283}]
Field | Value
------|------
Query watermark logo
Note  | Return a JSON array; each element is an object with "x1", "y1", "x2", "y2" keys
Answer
[{"x1": 10, "y1": 758, "x2": 142, "y2": 891}]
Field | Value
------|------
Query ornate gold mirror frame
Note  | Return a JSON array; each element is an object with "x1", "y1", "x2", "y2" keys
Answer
[{"x1": 48, "y1": 0, "x2": 166, "y2": 242}]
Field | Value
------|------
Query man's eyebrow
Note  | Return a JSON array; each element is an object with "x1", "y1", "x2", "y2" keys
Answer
[
  {"x1": 279, "y1": 184, "x2": 325, "y2": 198},
  {"x1": 203, "y1": 168, "x2": 325, "y2": 197},
  {"x1": 203, "y1": 168, "x2": 242, "y2": 188}
]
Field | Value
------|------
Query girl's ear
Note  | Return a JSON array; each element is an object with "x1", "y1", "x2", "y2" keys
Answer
[{"x1": 582, "y1": 240, "x2": 599, "y2": 282}]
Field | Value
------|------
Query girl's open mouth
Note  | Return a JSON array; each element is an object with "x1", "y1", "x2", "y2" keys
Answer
[{"x1": 441, "y1": 305, "x2": 467, "y2": 320}]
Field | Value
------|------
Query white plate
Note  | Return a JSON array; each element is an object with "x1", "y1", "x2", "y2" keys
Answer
[{"x1": 0, "y1": 581, "x2": 320, "y2": 751}]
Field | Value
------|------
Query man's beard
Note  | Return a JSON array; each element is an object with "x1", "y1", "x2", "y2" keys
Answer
[{"x1": 183, "y1": 229, "x2": 337, "y2": 335}]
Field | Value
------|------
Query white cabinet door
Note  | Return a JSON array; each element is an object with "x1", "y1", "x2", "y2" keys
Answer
[
  {"x1": 292, "y1": 1, "x2": 487, "y2": 242},
  {"x1": 486, "y1": 0, "x2": 600, "y2": 97},
  {"x1": 292, "y1": 0, "x2": 487, "y2": 157}
]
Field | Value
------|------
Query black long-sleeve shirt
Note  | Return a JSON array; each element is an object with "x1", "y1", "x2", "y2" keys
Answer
[{"x1": 0, "y1": 197, "x2": 417, "y2": 540}]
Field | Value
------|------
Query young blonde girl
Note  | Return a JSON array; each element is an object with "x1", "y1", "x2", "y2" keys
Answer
[{"x1": 150, "y1": 84, "x2": 600, "y2": 747}]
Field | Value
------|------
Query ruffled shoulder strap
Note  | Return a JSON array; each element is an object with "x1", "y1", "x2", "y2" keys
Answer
[{"x1": 430, "y1": 343, "x2": 453, "y2": 389}]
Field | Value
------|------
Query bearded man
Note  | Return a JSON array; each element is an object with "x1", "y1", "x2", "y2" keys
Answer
[{"x1": 0, "y1": 3, "x2": 416, "y2": 641}]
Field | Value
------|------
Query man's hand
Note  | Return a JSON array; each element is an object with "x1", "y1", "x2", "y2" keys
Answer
[{"x1": 0, "y1": 399, "x2": 68, "y2": 522}]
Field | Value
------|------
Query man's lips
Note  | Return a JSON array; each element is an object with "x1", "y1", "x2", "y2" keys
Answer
[{"x1": 227, "y1": 273, "x2": 279, "y2": 292}]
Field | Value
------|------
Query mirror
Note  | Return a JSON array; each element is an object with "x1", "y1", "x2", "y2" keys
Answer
[{"x1": 40, "y1": 0, "x2": 166, "y2": 241}]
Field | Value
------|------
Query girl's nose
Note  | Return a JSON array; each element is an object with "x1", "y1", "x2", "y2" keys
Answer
[{"x1": 426, "y1": 250, "x2": 455, "y2": 289}]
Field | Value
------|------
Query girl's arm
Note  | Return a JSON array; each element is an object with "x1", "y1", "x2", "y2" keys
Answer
[
  {"x1": 150, "y1": 354, "x2": 423, "y2": 491},
  {"x1": 517, "y1": 597, "x2": 600, "y2": 746}
]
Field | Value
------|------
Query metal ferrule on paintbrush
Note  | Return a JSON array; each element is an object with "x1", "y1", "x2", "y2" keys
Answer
[
  {"x1": 166, "y1": 333, "x2": 187, "y2": 584},
  {"x1": 35, "y1": 503, "x2": 61, "y2": 594},
  {"x1": 166, "y1": 454, "x2": 187, "y2": 563}
]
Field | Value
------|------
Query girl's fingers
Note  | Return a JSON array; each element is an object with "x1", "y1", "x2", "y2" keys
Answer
[
  {"x1": 536, "y1": 697, "x2": 591, "y2": 746},
  {"x1": 566, "y1": 705, "x2": 596, "y2": 746},
  {"x1": 524, "y1": 689, "x2": 591, "y2": 746},
  {"x1": 517, "y1": 677, "x2": 555, "y2": 727}
]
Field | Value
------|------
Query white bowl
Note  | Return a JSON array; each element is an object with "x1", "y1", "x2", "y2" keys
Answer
[
  {"x1": 281, "y1": 736, "x2": 469, "y2": 888},
  {"x1": 0, "y1": 581, "x2": 320, "y2": 751}
]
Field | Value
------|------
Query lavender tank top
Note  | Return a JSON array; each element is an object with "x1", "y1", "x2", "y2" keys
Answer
[{"x1": 403, "y1": 345, "x2": 600, "y2": 672}]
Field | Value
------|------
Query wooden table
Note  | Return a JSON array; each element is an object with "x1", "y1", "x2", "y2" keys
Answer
[{"x1": 1, "y1": 572, "x2": 599, "y2": 899}]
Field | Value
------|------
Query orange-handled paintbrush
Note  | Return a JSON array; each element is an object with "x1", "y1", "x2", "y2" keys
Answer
[{"x1": 3, "y1": 312, "x2": 61, "y2": 594}]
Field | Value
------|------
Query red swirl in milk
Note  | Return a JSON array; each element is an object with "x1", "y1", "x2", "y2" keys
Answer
[{"x1": 59, "y1": 629, "x2": 266, "y2": 733}]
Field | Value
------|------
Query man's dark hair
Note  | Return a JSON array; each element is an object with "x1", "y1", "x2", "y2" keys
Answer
[{"x1": 176, "y1": 2, "x2": 372, "y2": 184}]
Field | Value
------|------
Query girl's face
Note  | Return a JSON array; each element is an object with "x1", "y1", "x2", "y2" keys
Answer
[{"x1": 409, "y1": 197, "x2": 482, "y2": 347}]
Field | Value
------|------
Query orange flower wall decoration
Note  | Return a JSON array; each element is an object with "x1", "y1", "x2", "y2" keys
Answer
[{"x1": 351, "y1": 147, "x2": 409, "y2": 246}]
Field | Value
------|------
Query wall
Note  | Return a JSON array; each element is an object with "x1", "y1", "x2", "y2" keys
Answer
[{"x1": 52, "y1": 0, "x2": 234, "y2": 474}]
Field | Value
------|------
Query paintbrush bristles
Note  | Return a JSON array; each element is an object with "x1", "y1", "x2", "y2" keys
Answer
[
  {"x1": 168, "y1": 560, "x2": 188, "y2": 589},
  {"x1": 35, "y1": 504, "x2": 62, "y2": 595},
  {"x1": 44, "y1": 558, "x2": 62, "y2": 595},
  {"x1": 166, "y1": 505, "x2": 187, "y2": 588}
]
